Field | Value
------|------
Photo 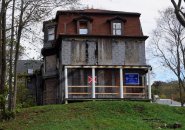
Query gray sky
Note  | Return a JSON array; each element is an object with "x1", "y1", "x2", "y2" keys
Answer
[
  {"x1": 81, "y1": 0, "x2": 175, "y2": 82},
  {"x1": 81, "y1": 0, "x2": 172, "y2": 35}
]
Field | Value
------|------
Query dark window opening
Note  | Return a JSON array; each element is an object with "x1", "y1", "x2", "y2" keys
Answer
[{"x1": 79, "y1": 21, "x2": 88, "y2": 34}]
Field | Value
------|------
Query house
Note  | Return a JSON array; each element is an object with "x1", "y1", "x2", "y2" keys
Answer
[
  {"x1": 17, "y1": 60, "x2": 43, "y2": 105},
  {"x1": 41, "y1": 9, "x2": 151, "y2": 104}
]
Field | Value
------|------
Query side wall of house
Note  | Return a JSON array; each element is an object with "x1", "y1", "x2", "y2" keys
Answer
[
  {"x1": 43, "y1": 78, "x2": 58, "y2": 104},
  {"x1": 43, "y1": 55, "x2": 59, "y2": 104}
]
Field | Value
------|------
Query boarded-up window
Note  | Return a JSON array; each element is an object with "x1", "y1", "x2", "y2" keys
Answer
[
  {"x1": 71, "y1": 41, "x2": 86, "y2": 64},
  {"x1": 125, "y1": 42, "x2": 139, "y2": 64},
  {"x1": 98, "y1": 39, "x2": 112, "y2": 64}
]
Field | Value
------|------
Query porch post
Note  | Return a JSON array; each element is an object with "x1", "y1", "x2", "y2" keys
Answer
[
  {"x1": 148, "y1": 67, "x2": 151, "y2": 100},
  {"x1": 64, "y1": 67, "x2": 68, "y2": 101},
  {"x1": 92, "y1": 67, "x2": 95, "y2": 98},
  {"x1": 120, "y1": 68, "x2": 123, "y2": 98}
]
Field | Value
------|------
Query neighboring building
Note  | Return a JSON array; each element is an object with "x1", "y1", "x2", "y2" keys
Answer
[
  {"x1": 41, "y1": 9, "x2": 152, "y2": 104},
  {"x1": 17, "y1": 60, "x2": 42, "y2": 105}
]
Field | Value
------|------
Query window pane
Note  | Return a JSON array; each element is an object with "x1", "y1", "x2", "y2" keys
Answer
[
  {"x1": 116, "y1": 30, "x2": 121, "y2": 35},
  {"x1": 79, "y1": 29, "x2": 88, "y2": 34},
  {"x1": 113, "y1": 23, "x2": 117, "y2": 29},
  {"x1": 113, "y1": 30, "x2": 116, "y2": 35},
  {"x1": 116, "y1": 23, "x2": 121, "y2": 29},
  {"x1": 48, "y1": 34, "x2": 55, "y2": 41},
  {"x1": 48, "y1": 28, "x2": 54, "y2": 35}
]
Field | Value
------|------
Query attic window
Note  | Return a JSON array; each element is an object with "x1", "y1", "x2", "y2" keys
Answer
[
  {"x1": 113, "y1": 22, "x2": 122, "y2": 35},
  {"x1": 48, "y1": 27, "x2": 55, "y2": 41},
  {"x1": 74, "y1": 16, "x2": 93, "y2": 35},
  {"x1": 79, "y1": 21, "x2": 88, "y2": 34},
  {"x1": 108, "y1": 17, "x2": 126, "y2": 36}
]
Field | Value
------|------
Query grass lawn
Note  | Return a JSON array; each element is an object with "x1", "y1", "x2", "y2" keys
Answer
[{"x1": 0, "y1": 101, "x2": 185, "y2": 130}]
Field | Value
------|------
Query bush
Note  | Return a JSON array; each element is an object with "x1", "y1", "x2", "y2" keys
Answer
[{"x1": 1, "y1": 110, "x2": 15, "y2": 121}]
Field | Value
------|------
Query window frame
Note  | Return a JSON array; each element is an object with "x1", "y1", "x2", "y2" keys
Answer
[
  {"x1": 47, "y1": 26, "x2": 55, "y2": 41},
  {"x1": 111, "y1": 20, "x2": 123, "y2": 36},
  {"x1": 77, "y1": 20, "x2": 89, "y2": 35}
]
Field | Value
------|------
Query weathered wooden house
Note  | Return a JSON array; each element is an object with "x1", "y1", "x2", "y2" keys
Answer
[{"x1": 41, "y1": 9, "x2": 151, "y2": 104}]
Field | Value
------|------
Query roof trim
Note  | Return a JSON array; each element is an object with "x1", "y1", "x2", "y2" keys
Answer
[
  {"x1": 56, "y1": 9, "x2": 141, "y2": 20},
  {"x1": 73, "y1": 15, "x2": 93, "y2": 22},
  {"x1": 58, "y1": 34, "x2": 148, "y2": 40},
  {"x1": 107, "y1": 16, "x2": 127, "y2": 22}
]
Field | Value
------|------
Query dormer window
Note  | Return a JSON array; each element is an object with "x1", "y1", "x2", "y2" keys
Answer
[
  {"x1": 113, "y1": 22, "x2": 122, "y2": 35},
  {"x1": 107, "y1": 16, "x2": 126, "y2": 36},
  {"x1": 79, "y1": 21, "x2": 88, "y2": 34},
  {"x1": 73, "y1": 16, "x2": 93, "y2": 35},
  {"x1": 48, "y1": 27, "x2": 55, "y2": 41}
]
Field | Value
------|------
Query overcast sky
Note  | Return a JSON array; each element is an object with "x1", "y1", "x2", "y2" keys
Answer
[
  {"x1": 81, "y1": 0, "x2": 175, "y2": 82},
  {"x1": 81, "y1": 0, "x2": 172, "y2": 35}
]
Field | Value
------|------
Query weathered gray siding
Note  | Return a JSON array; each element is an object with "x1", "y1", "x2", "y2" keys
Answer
[
  {"x1": 98, "y1": 39, "x2": 112, "y2": 65},
  {"x1": 87, "y1": 41, "x2": 97, "y2": 65},
  {"x1": 61, "y1": 38, "x2": 146, "y2": 66},
  {"x1": 62, "y1": 41, "x2": 71, "y2": 65},
  {"x1": 112, "y1": 40, "x2": 125, "y2": 65},
  {"x1": 45, "y1": 55, "x2": 57, "y2": 72}
]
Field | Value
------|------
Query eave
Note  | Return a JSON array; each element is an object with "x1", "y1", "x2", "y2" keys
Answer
[{"x1": 58, "y1": 34, "x2": 148, "y2": 40}]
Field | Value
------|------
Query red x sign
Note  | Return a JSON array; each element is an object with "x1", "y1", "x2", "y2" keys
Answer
[{"x1": 88, "y1": 76, "x2": 97, "y2": 84}]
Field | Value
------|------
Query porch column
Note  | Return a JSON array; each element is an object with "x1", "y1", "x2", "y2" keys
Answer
[
  {"x1": 92, "y1": 68, "x2": 95, "y2": 98},
  {"x1": 120, "y1": 68, "x2": 123, "y2": 98},
  {"x1": 65, "y1": 67, "x2": 68, "y2": 99},
  {"x1": 148, "y1": 68, "x2": 151, "y2": 99}
]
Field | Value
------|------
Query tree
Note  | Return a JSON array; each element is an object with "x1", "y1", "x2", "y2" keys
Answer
[
  {"x1": 8, "y1": 0, "x2": 15, "y2": 111},
  {"x1": 0, "y1": 0, "x2": 80, "y2": 118},
  {"x1": 0, "y1": 0, "x2": 11, "y2": 118},
  {"x1": 171, "y1": 0, "x2": 185, "y2": 27},
  {"x1": 150, "y1": 7, "x2": 185, "y2": 106},
  {"x1": 11, "y1": 0, "x2": 80, "y2": 109}
]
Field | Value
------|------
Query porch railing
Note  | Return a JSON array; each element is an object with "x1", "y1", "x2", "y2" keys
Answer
[{"x1": 64, "y1": 66, "x2": 151, "y2": 102}]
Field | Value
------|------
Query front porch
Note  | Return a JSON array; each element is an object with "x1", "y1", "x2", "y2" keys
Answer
[{"x1": 63, "y1": 65, "x2": 152, "y2": 103}]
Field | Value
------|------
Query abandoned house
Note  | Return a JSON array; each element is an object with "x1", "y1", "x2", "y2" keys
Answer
[{"x1": 41, "y1": 9, "x2": 151, "y2": 104}]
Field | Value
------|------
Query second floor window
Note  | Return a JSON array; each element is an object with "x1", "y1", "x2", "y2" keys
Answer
[
  {"x1": 112, "y1": 22, "x2": 122, "y2": 35},
  {"x1": 48, "y1": 27, "x2": 55, "y2": 41},
  {"x1": 79, "y1": 21, "x2": 88, "y2": 34}
]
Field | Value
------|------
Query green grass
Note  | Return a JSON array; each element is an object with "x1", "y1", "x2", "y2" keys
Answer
[{"x1": 1, "y1": 101, "x2": 185, "y2": 130}]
